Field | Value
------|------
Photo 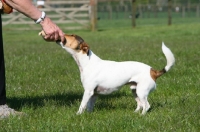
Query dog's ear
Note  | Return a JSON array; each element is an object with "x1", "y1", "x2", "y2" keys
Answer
[
  {"x1": 75, "y1": 35, "x2": 84, "y2": 45},
  {"x1": 80, "y1": 42, "x2": 90, "y2": 55}
]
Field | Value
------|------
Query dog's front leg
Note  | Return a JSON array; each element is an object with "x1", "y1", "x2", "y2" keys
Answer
[{"x1": 77, "y1": 90, "x2": 94, "y2": 115}]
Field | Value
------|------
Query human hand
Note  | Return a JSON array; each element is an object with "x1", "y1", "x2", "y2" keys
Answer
[
  {"x1": 0, "y1": 0, "x2": 13, "y2": 14},
  {"x1": 40, "y1": 17, "x2": 65, "y2": 43}
]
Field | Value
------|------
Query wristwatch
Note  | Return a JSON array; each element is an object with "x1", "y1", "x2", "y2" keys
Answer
[{"x1": 35, "y1": 11, "x2": 46, "y2": 24}]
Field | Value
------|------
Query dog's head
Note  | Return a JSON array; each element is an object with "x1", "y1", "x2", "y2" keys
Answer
[{"x1": 57, "y1": 34, "x2": 90, "y2": 55}]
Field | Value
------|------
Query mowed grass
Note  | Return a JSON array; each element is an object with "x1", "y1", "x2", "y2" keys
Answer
[{"x1": 1, "y1": 19, "x2": 200, "y2": 131}]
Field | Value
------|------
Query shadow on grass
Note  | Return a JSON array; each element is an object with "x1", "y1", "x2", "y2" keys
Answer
[
  {"x1": 7, "y1": 92, "x2": 82, "y2": 110},
  {"x1": 7, "y1": 92, "x2": 133, "y2": 111}
]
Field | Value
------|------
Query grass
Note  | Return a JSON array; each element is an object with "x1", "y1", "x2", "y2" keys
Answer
[{"x1": 1, "y1": 18, "x2": 200, "y2": 131}]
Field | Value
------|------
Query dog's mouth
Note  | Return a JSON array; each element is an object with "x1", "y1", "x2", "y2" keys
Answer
[{"x1": 56, "y1": 38, "x2": 67, "y2": 47}]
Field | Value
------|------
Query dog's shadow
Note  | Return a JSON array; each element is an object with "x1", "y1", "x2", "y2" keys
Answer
[
  {"x1": 7, "y1": 92, "x2": 133, "y2": 111},
  {"x1": 7, "y1": 92, "x2": 82, "y2": 110}
]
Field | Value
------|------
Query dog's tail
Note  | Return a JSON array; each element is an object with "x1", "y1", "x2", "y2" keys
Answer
[{"x1": 150, "y1": 42, "x2": 175, "y2": 81}]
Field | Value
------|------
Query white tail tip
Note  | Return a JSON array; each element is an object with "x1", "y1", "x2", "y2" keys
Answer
[{"x1": 162, "y1": 42, "x2": 175, "y2": 72}]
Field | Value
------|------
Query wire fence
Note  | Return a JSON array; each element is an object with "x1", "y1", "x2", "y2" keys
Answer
[
  {"x1": 96, "y1": 2, "x2": 200, "y2": 29},
  {"x1": 2, "y1": 1, "x2": 200, "y2": 30},
  {"x1": 97, "y1": 4, "x2": 200, "y2": 20}
]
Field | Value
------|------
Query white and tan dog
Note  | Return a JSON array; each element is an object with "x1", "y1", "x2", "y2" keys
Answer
[{"x1": 39, "y1": 32, "x2": 175, "y2": 115}]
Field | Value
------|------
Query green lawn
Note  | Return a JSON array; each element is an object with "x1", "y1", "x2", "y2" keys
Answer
[{"x1": 1, "y1": 18, "x2": 200, "y2": 131}]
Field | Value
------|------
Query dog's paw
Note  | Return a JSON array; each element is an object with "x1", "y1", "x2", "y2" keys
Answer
[
  {"x1": 134, "y1": 109, "x2": 140, "y2": 113},
  {"x1": 134, "y1": 106, "x2": 142, "y2": 113},
  {"x1": 76, "y1": 111, "x2": 82, "y2": 115}
]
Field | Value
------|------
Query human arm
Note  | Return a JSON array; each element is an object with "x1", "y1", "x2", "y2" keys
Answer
[{"x1": 4, "y1": 0, "x2": 65, "y2": 42}]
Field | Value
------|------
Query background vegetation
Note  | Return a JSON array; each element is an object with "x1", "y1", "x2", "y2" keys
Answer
[{"x1": 0, "y1": 16, "x2": 200, "y2": 131}]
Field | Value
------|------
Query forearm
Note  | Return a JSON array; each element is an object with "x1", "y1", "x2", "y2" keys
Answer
[
  {"x1": 5, "y1": 0, "x2": 42, "y2": 21},
  {"x1": 4, "y1": 0, "x2": 65, "y2": 42}
]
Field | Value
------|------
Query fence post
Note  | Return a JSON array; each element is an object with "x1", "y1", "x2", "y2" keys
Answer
[
  {"x1": 147, "y1": 4, "x2": 151, "y2": 18},
  {"x1": 197, "y1": 5, "x2": 200, "y2": 17},
  {"x1": 138, "y1": 4, "x2": 143, "y2": 18},
  {"x1": 187, "y1": 1, "x2": 191, "y2": 17},
  {"x1": 132, "y1": 0, "x2": 137, "y2": 28},
  {"x1": 107, "y1": 5, "x2": 112, "y2": 20},
  {"x1": 182, "y1": 6, "x2": 185, "y2": 17},
  {"x1": 90, "y1": 0, "x2": 97, "y2": 31},
  {"x1": 154, "y1": 5, "x2": 158, "y2": 18},
  {"x1": 168, "y1": 0, "x2": 172, "y2": 25},
  {"x1": 116, "y1": 5, "x2": 119, "y2": 19}
]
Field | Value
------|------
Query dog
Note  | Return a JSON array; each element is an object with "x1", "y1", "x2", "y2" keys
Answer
[{"x1": 39, "y1": 31, "x2": 175, "y2": 115}]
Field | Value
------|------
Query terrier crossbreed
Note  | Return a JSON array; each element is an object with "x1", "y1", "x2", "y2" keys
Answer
[{"x1": 39, "y1": 31, "x2": 175, "y2": 115}]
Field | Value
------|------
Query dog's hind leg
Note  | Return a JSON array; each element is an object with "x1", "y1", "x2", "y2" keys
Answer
[
  {"x1": 135, "y1": 92, "x2": 149, "y2": 115},
  {"x1": 87, "y1": 94, "x2": 98, "y2": 112},
  {"x1": 129, "y1": 82, "x2": 142, "y2": 112},
  {"x1": 77, "y1": 90, "x2": 94, "y2": 115},
  {"x1": 131, "y1": 89, "x2": 142, "y2": 113},
  {"x1": 136, "y1": 81, "x2": 154, "y2": 115},
  {"x1": 139, "y1": 96, "x2": 150, "y2": 115},
  {"x1": 130, "y1": 85, "x2": 142, "y2": 112}
]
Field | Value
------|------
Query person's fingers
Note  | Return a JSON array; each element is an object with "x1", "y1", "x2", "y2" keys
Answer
[
  {"x1": 40, "y1": 17, "x2": 65, "y2": 42},
  {"x1": 44, "y1": 34, "x2": 51, "y2": 40},
  {"x1": 54, "y1": 31, "x2": 59, "y2": 40},
  {"x1": 58, "y1": 30, "x2": 65, "y2": 43},
  {"x1": 46, "y1": 29, "x2": 65, "y2": 42}
]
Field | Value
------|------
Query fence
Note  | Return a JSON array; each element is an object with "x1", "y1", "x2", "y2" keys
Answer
[
  {"x1": 2, "y1": 1, "x2": 200, "y2": 30},
  {"x1": 2, "y1": 0, "x2": 97, "y2": 30},
  {"x1": 98, "y1": 4, "x2": 200, "y2": 20}
]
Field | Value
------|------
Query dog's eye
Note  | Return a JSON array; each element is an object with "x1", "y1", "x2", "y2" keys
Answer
[{"x1": 75, "y1": 45, "x2": 80, "y2": 50}]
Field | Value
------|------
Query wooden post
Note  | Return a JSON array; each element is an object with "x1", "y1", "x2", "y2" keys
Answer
[
  {"x1": 197, "y1": 5, "x2": 200, "y2": 18},
  {"x1": 196, "y1": 5, "x2": 199, "y2": 17},
  {"x1": 147, "y1": 4, "x2": 151, "y2": 18},
  {"x1": 138, "y1": 4, "x2": 143, "y2": 18},
  {"x1": 188, "y1": 0, "x2": 191, "y2": 17},
  {"x1": 116, "y1": 5, "x2": 119, "y2": 19},
  {"x1": 154, "y1": 5, "x2": 158, "y2": 18},
  {"x1": 132, "y1": 0, "x2": 137, "y2": 28},
  {"x1": 182, "y1": 6, "x2": 185, "y2": 17},
  {"x1": 168, "y1": 0, "x2": 172, "y2": 25},
  {"x1": 90, "y1": 0, "x2": 97, "y2": 31},
  {"x1": 107, "y1": 5, "x2": 112, "y2": 20}
]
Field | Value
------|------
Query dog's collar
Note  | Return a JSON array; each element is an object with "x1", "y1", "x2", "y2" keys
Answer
[{"x1": 87, "y1": 50, "x2": 90, "y2": 56}]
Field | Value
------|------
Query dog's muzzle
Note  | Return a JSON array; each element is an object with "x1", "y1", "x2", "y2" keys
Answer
[{"x1": 56, "y1": 38, "x2": 67, "y2": 47}]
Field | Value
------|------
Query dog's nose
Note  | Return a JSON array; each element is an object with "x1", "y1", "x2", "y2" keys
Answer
[
  {"x1": 56, "y1": 38, "x2": 67, "y2": 46},
  {"x1": 63, "y1": 38, "x2": 67, "y2": 45}
]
